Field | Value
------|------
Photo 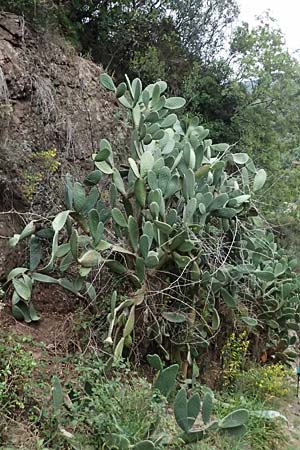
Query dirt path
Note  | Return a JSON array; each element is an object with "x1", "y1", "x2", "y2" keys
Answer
[{"x1": 277, "y1": 385, "x2": 300, "y2": 449}]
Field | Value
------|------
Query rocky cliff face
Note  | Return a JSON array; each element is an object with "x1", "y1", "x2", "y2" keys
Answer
[{"x1": 0, "y1": 12, "x2": 127, "y2": 278}]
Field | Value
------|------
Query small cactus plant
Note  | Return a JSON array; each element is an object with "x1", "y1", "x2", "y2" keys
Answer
[{"x1": 173, "y1": 388, "x2": 249, "y2": 443}]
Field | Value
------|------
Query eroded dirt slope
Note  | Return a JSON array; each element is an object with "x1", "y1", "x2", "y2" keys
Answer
[{"x1": 0, "y1": 12, "x2": 128, "y2": 278}]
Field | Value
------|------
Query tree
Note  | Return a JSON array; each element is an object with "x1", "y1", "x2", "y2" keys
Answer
[
  {"x1": 228, "y1": 15, "x2": 300, "y2": 217},
  {"x1": 168, "y1": 0, "x2": 239, "y2": 62}
]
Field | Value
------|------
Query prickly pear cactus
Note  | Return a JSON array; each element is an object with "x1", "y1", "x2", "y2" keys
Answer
[{"x1": 7, "y1": 73, "x2": 300, "y2": 366}]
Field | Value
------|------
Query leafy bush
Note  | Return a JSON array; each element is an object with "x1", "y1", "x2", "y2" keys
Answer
[
  {"x1": 130, "y1": 46, "x2": 167, "y2": 85},
  {"x1": 0, "y1": 336, "x2": 36, "y2": 414},
  {"x1": 221, "y1": 331, "x2": 249, "y2": 386},
  {"x1": 236, "y1": 363, "x2": 291, "y2": 401},
  {"x1": 7, "y1": 73, "x2": 300, "y2": 369},
  {"x1": 0, "y1": 335, "x2": 37, "y2": 415},
  {"x1": 41, "y1": 357, "x2": 168, "y2": 449}
]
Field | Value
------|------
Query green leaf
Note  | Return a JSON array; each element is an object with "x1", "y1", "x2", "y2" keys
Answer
[
  {"x1": 157, "y1": 80, "x2": 168, "y2": 93},
  {"x1": 86, "y1": 282, "x2": 97, "y2": 301},
  {"x1": 105, "y1": 434, "x2": 130, "y2": 450},
  {"x1": 232, "y1": 153, "x2": 249, "y2": 165},
  {"x1": 191, "y1": 261, "x2": 201, "y2": 282},
  {"x1": 255, "y1": 271, "x2": 274, "y2": 282},
  {"x1": 132, "y1": 441, "x2": 154, "y2": 450},
  {"x1": 220, "y1": 288, "x2": 236, "y2": 309},
  {"x1": 119, "y1": 94, "x2": 133, "y2": 109},
  {"x1": 145, "y1": 251, "x2": 159, "y2": 268},
  {"x1": 165, "y1": 97, "x2": 186, "y2": 110},
  {"x1": 70, "y1": 229, "x2": 79, "y2": 260},
  {"x1": 52, "y1": 376, "x2": 64, "y2": 413},
  {"x1": 123, "y1": 305, "x2": 135, "y2": 337},
  {"x1": 88, "y1": 209, "x2": 100, "y2": 239},
  {"x1": 19, "y1": 221, "x2": 36, "y2": 240},
  {"x1": 134, "y1": 178, "x2": 146, "y2": 207},
  {"x1": 183, "y1": 198, "x2": 197, "y2": 223},
  {"x1": 12, "y1": 278, "x2": 31, "y2": 301},
  {"x1": 84, "y1": 170, "x2": 102, "y2": 186},
  {"x1": 100, "y1": 73, "x2": 116, "y2": 92},
  {"x1": 113, "y1": 169, "x2": 126, "y2": 195},
  {"x1": 116, "y1": 82, "x2": 127, "y2": 98},
  {"x1": 132, "y1": 78, "x2": 142, "y2": 104},
  {"x1": 211, "y1": 308, "x2": 220, "y2": 330},
  {"x1": 64, "y1": 174, "x2": 73, "y2": 209},
  {"x1": 60, "y1": 251, "x2": 74, "y2": 273},
  {"x1": 195, "y1": 164, "x2": 210, "y2": 179},
  {"x1": 12, "y1": 302, "x2": 32, "y2": 323},
  {"x1": 139, "y1": 234, "x2": 150, "y2": 259},
  {"x1": 219, "y1": 409, "x2": 249, "y2": 429},
  {"x1": 8, "y1": 267, "x2": 28, "y2": 281},
  {"x1": 253, "y1": 169, "x2": 267, "y2": 192},
  {"x1": 220, "y1": 424, "x2": 247, "y2": 439},
  {"x1": 94, "y1": 147, "x2": 110, "y2": 162},
  {"x1": 128, "y1": 216, "x2": 139, "y2": 251},
  {"x1": 208, "y1": 193, "x2": 229, "y2": 211},
  {"x1": 241, "y1": 316, "x2": 258, "y2": 327},
  {"x1": 147, "y1": 354, "x2": 163, "y2": 370},
  {"x1": 28, "y1": 302, "x2": 40, "y2": 321},
  {"x1": 250, "y1": 410, "x2": 287, "y2": 422},
  {"x1": 94, "y1": 161, "x2": 114, "y2": 174},
  {"x1": 140, "y1": 151, "x2": 154, "y2": 177},
  {"x1": 58, "y1": 278, "x2": 81, "y2": 294},
  {"x1": 52, "y1": 211, "x2": 70, "y2": 232},
  {"x1": 106, "y1": 260, "x2": 127, "y2": 274},
  {"x1": 78, "y1": 250, "x2": 100, "y2": 268},
  {"x1": 112, "y1": 208, "x2": 128, "y2": 227},
  {"x1": 32, "y1": 273, "x2": 58, "y2": 283},
  {"x1": 114, "y1": 337, "x2": 125, "y2": 363},
  {"x1": 174, "y1": 388, "x2": 189, "y2": 432},
  {"x1": 161, "y1": 113, "x2": 177, "y2": 128},
  {"x1": 153, "y1": 364, "x2": 179, "y2": 398},
  {"x1": 73, "y1": 182, "x2": 86, "y2": 212},
  {"x1": 202, "y1": 392, "x2": 213, "y2": 425},
  {"x1": 154, "y1": 220, "x2": 172, "y2": 235},
  {"x1": 55, "y1": 243, "x2": 71, "y2": 258},
  {"x1": 187, "y1": 393, "x2": 201, "y2": 429},
  {"x1": 136, "y1": 257, "x2": 145, "y2": 282},
  {"x1": 162, "y1": 312, "x2": 186, "y2": 323},
  {"x1": 183, "y1": 169, "x2": 195, "y2": 200},
  {"x1": 9, "y1": 234, "x2": 21, "y2": 247},
  {"x1": 228, "y1": 194, "x2": 251, "y2": 207},
  {"x1": 128, "y1": 157, "x2": 140, "y2": 178},
  {"x1": 29, "y1": 236, "x2": 42, "y2": 270},
  {"x1": 211, "y1": 208, "x2": 237, "y2": 219},
  {"x1": 82, "y1": 186, "x2": 99, "y2": 215}
]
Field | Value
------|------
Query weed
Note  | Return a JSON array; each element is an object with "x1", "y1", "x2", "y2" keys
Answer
[
  {"x1": 236, "y1": 363, "x2": 292, "y2": 401},
  {"x1": 221, "y1": 331, "x2": 249, "y2": 386},
  {"x1": 40, "y1": 355, "x2": 169, "y2": 449},
  {"x1": 214, "y1": 394, "x2": 288, "y2": 450},
  {"x1": 0, "y1": 334, "x2": 37, "y2": 415}
]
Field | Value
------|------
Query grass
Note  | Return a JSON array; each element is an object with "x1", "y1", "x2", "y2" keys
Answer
[{"x1": 0, "y1": 331, "x2": 296, "y2": 450}]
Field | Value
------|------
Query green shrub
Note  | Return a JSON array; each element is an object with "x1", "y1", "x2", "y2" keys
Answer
[
  {"x1": 130, "y1": 46, "x2": 167, "y2": 85},
  {"x1": 41, "y1": 357, "x2": 169, "y2": 449},
  {"x1": 0, "y1": 335, "x2": 37, "y2": 415},
  {"x1": 236, "y1": 363, "x2": 291, "y2": 401},
  {"x1": 221, "y1": 331, "x2": 249, "y2": 386}
]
